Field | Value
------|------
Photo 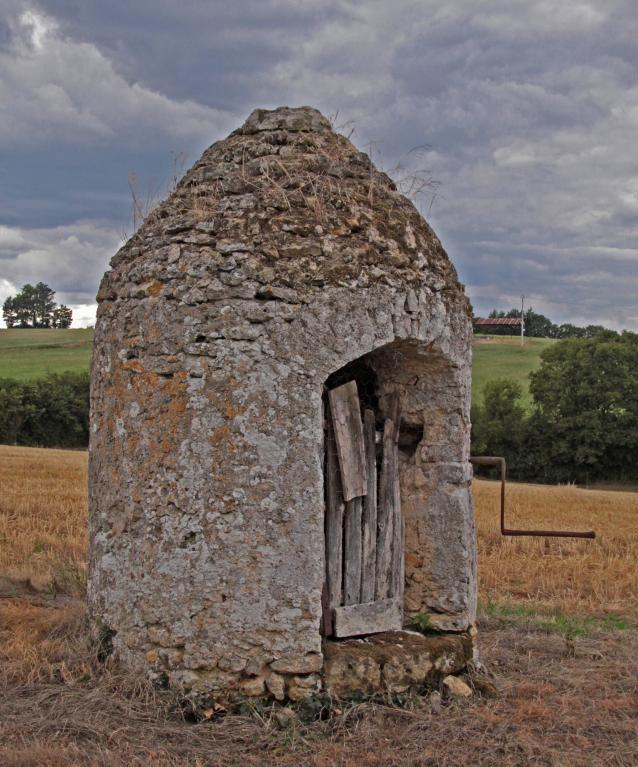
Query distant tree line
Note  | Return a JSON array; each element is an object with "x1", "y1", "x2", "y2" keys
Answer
[
  {"x1": 0, "y1": 372, "x2": 88, "y2": 449},
  {"x1": 1, "y1": 322, "x2": 635, "y2": 486},
  {"x1": 472, "y1": 331, "x2": 638, "y2": 484},
  {"x1": 3, "y1": 283, "x2": 73, "y2": 328},
  {"x1": 475, "y1": 306, "x2": 608, "y2": 339}
]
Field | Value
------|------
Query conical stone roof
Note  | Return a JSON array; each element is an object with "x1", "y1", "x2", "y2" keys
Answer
[{"x1": 99, "y1": 106, "x2": 468, "y2": 307}]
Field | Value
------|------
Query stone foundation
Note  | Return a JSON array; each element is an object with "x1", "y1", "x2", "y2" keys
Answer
[
  {"x1": 323, "y1": 631, "x2": 473, "y2": 698},
  {"x1": 144, "y1": 629, "x2": 474, "y2": 702}
]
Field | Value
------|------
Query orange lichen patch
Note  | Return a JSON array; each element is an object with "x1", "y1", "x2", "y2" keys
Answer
[
  {"x1": 405, "y1": 552, "x2": 423, "y2": 568},
  {"x1": 145, "y1": 280, "x2": 163, "y2": 297},
  {"x1": 122, "y1": 359, "x2": 144, "y2": 373},
  {"x1": 161, "y1": 372, "x2": 188, "y2": 418},
  {"x1": 210, "y1": 425, "x2": 232, "y2": 446},
  {"x1": 130, "y1": 370, "x2": 159, "y2": 395},
  {"x1": 130, "y1": 488, "x2": 144, "y2": 504},
  {"x1": 224, "y1": 403, "x2": 246, "y2": 419},
  {"x1": 141, "y1": 373, "x2": 190, "y2": 458},
  {"x1": 146, "y1": 324, "x2": 162, "y2": 343},
  {"x1": 103, "y1": 368, "x2": 191, "y2": 471}
]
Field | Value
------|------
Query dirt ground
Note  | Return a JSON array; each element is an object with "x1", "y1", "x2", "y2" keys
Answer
[
  {"x1": 1, "y1": 446, "x2": 637, "y2": 766},
  {"x1": 1, "y1": 595, "x2": 637, "y2": 767}
]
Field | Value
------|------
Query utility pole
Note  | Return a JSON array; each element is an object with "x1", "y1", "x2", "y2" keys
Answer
[{"x1": 521, "y1": 295, "x2": 525, "y2": 346}]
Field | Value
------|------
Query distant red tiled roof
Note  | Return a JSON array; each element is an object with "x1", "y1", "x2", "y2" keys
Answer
[{"x1": 473, "y1": 317, "x2": 522, "y2": 326}]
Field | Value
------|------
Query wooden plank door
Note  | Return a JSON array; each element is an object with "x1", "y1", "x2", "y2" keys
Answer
[{"x1": 324, "y1": 381, "x2": 404, "y2": 638}]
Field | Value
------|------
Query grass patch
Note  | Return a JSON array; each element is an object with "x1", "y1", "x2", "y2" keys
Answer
[
  {"x1": 0, "y1": 328, "x2": 93, "y2": 380},
  {"x1": 0, "y1": 330, "x2": 550, "y2": 402},
  {"x1": 472, "y1": 335, "x2": 555, "y2": 409},
  {"x1": 481, "y1": 599, "x2": 637, "y2": 638},
  {"x1": 410, "y1": 612, "x2": 436, "y2": 634}
]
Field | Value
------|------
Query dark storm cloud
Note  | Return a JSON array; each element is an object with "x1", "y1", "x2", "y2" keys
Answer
[
  {"x1": 29, "y1": 0, "x2": 353, "y2": 114},
  {"x1": 0, "y1": 0, "x2": 637, "y2": 328}
]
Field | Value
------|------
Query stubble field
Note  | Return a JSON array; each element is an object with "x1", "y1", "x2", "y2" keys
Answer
[{"x1": 1, "y1": 445, "x2": 637, "y2": 766}]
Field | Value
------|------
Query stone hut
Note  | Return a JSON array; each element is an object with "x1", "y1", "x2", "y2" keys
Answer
[{"x1": 89, "y1": 106, "x2": 477, "y2": 701}]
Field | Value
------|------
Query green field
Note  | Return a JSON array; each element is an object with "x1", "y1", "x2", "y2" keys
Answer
[
  {"x1": 472, "y1": 335, "x2": 555, "y2": 408},
  {"x1": 0, "y1": 329, "x2": 552, "y2": 406},
  {"x1": 0, "y1": 328, "x2": 93, "y2": 380}
]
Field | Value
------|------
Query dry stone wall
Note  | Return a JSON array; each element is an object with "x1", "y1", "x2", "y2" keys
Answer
[{"x1": 89, "y1": 106, "x2": 476, "y2": 701}]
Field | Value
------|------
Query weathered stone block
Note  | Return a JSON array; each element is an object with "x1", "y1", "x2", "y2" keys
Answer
[
  {"x1": 270, "y1": 653, "x2": 323, "y2": 675},
  {"x1": 323, "y1": 631, "x2": 472, "y2": 698},
  {"x1": 265, "y1": 672, "x2": 286, "y2": 701},
  {"x1": 442, "y1": 674, "x2": 473, "y2": 698},
  {"x1": 240, "y1": 676, "x2": 266, "y2": 697},
  {"x1": 287, "y1": 674, "x2": 321, "y2": 701}
]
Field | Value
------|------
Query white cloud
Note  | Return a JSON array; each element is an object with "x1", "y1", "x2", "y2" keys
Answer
[
  {"x1": 473, "y1": 1, "x2": 608, "y2": 36},
  {"x1": 0, "y1": 277, "x2": 18, "y2": 306},
  {"x1": 65, "y1": 303, "x2": 97, "y2": 328},
  {"x1": 0, "y1": 6, "x2": 234, "y2": 146},
  {"x1": 0, "y1": 220, "x2": 119, "y2": 305}
]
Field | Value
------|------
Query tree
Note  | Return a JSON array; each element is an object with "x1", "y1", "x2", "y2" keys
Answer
[
  {"x1": 18, "y1": 283, "x2": 38, "y2": 326},
  {"x1": 33, "y1": 282, "x2": 56, "y2": 327},
  {"x1": 527, "y1": 332, "x2": 638, "y2": 483},
  {"x1": 0, "y1": 372, "x2": 89, "y2": 448},
  {"x1": 2, "y1": 297, "x2": 16, "y2": 328},
  {"x1": 2, "y1": 283, "x2": 72, "y2": 328},
  {"x1": 471, "y1": 378, "x2": 526, "y2": 470},
  {"x1": 52, "y1": 305, "x2": 73, "y2": 328},
  {"x1": 523, "y1": 309, "x2": 556, "y2": 339},
  {"x1": 555, "y1": 323, "x2": 585, "y2": 339}
]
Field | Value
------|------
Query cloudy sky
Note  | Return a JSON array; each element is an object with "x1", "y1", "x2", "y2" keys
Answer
[{"x1": 1, "y1": 0, "x2": 637, "y2": 329}]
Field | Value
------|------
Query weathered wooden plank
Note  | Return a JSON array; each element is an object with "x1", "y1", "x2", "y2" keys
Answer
[
  {"x1": 391, "y1": 509, "x2": 404, "y2": 601},
  {"x1": 343, "y1": 496, "x2": 363, "y2": 605},
  {"x1": 389, "y1": 403, "x2": 403, "y2": 600},
  {"x1": 375, "y1": 417, "x2": 395, "y2": 600},
  {"x1": 320, "y1": 581, "x2": 331, "y2": 637},
  {"x1": 375, "y1": 394, "x2": 401, "y2": 600},
  {"x1": 329, "y1": 381, "x2": 367, "y2": 501},
  {"x1": 333, "y1": 596, "x2": 402, "y2": 638},
  {"x1": 361, "y1": 409, "x2": 377, "y2": 603},
  {"x1": 324, "y1": 412, "x2": 344, "y2": 634}
]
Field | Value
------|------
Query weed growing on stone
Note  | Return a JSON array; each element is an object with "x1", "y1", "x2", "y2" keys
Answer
[{"x1": 410, "y1": 612, "x2": 435, "y2": 634}]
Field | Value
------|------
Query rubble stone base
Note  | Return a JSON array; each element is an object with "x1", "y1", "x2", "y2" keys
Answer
[{"x1": 323, "y1": 631, "x2": 473, "y2": 698}]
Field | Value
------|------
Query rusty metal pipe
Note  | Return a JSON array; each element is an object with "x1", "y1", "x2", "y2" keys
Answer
[{"x1": 469, "y1": 456, "x2": 596, "y2": 539}]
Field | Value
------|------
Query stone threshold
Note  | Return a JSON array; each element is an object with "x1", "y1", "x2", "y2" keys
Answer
[{"x1": 323, "y1": 630, "x2": 473, "y2": 698}]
